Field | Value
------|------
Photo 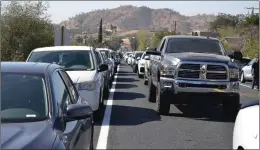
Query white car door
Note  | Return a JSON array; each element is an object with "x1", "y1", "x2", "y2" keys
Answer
[{"x1": 244, "y1": 59, "x2": 255, "y2": 79}]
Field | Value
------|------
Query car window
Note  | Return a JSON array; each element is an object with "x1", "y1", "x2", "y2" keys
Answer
[
  {"x1": 94, "y1": 51, "x2": 102, "y2": 64},
  {"x1": 142, "y1": 53, "x2": 151, "y2": 59},
  {"x1": 1, "y1": 73, "x2": 48, "y2": 120},
  {"x1": 27, "y1": 50, "x2": 95, "y2": 71},
  {"x1": 98, "y1": 52, "x2": 105, "y2": 63},
  {"x1": 248, "y1": 58, "x2": 256, "y2": 65},
  {"x1": 166, "y1": 38, "x2": 224, "y2": 55},
  {"x1": 135, "y1": 52, "x2": 144, "y2": 59},
  {"x1": 51, "y1": 71, "x2": 72, "y2": 112},
  {"x1": 59, "y1": 70, "x2": 78, "y2": 104}
]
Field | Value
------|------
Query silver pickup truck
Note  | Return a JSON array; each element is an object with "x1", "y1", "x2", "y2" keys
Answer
[{"x1": 147, "y1": 35, "x2": 241, "y2": 118}]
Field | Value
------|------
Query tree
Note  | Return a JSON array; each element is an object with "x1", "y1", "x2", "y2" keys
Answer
[
  {"x1": 136, "y1": 30, "x2": 151, "y2": 51},
  {"x1": 151, "y1": 31, "x2": 176, "y2": 47},
  {"x1": 98, "y1": 18, "x2": 103, "y2": 43},
  {"x1": 209, "y1": 13, "x2": 241, "y2": 31},
  {"x1": 1, "y1": 1, "x2": 54, "y2": 61}
]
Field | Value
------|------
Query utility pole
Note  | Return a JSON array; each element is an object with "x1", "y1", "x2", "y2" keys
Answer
[
  {"x1": 174, "y1": 21, "x2": 177, "y2": 34},
  {"x1": 245, "y1": 7, "x2": 259, "y2": 16}
]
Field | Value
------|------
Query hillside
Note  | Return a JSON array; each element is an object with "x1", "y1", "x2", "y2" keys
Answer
[{"x1": 60, "y1": 5, "x2": 216, "y2": 35}]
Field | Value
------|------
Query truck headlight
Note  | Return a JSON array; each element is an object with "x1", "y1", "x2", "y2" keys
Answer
[
  {"x1": 229, "y1": 68, "x2": 239, "y2": 79},
  {"x1": 76, "y1": 81, "x2": 96, "y2": 91},
  {"x1": 161, "y1": 62, "x2": 176, "y2": 78}
]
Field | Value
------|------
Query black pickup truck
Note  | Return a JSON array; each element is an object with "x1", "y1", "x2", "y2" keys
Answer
[{"x1": 147, "y1": 35, "x2": 241, "y2": 117}]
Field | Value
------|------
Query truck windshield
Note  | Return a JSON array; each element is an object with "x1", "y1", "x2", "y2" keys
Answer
[{"x1": 166, "y1": 38, "x2": 225, "y2": 55}]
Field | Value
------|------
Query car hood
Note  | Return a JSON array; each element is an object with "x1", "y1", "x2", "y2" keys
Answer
[
  {"x1": 165, "y1": 53, "x2": 231, "y2": 64},
  {"x1": 66, "y1": 70, "x2": 96, "y2": 83},
  {"x1": 1, "y1": 120, "x2": 55, "y2": 149}
]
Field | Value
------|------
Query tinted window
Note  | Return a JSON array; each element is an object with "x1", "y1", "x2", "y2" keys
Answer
[
  {"x1": 94, "y1": 51, "x2": 102, "y2": 64},
  {"x1": 52, "y1": 72, "x2": 72, "y2": 112},
  {"x1": 1, "y1": 73, "x2": 48, "y2": 120},
  {"x1": 101, "y1": 51, "x2": 109, "y2": 59},
  {"x1": 59, "y1": 71, "x2": 78, "y2": 104},
  {"x1": 166, "y1": 38, "x2": 224, "y2": 55},
  {"x1": 135, "y1": 52, "x2": 144, "y2": 59},
  {"x1": 28, "y1": 50, "x2": 95, "y2": 70},
  {"x1": 249, "y1": 58, "x2": 256, "y2": 65}
]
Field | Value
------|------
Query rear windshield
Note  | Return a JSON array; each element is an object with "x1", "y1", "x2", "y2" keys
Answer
[
  {"x1": 135, "y1": 52, "x2": 144, "y2": 59},
  {"x1": 27, "y1": 50, "x2": 95, "y2": 71},
  {"x1": 1, "y1": 73, "x2": 48, "y2": 122},
  {"x1": 166, "y1": 38, "x2": 225, "y2": 55}
]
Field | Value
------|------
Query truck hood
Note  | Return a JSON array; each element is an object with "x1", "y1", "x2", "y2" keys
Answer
[
  {"x1": 166, "y1": 53, "x2": 231, "y2": 64},
  {"x1": 66, "y1": 70, "x2": 96, "y2": 83},
  {"x1": 1, "y1": 121, "x2": 55, "y2": 149}
]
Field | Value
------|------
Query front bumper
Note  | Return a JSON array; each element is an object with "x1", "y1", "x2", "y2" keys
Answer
[
  {"x1": 78, "y1": 89, "x2": 100, "y2": 111},
  {"x1": 160, "y1": 77, "x2": 239, "y2": 94}
]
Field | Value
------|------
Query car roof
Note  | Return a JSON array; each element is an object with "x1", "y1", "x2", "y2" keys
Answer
[
  {"x1": 165, "y1": 35, "x2": 219, "y2": 41},
  {"x1": 96, "y1": 48, "x2": 110, "y2": 51},
  {"x1": 32, "y1": 46, "x2": 93, "y2": 52},
  {"x1": 1, "y1": 62, "x2": 60, "y2": 74},
  {"x1": 135, "y1": 51, "x2": 144, "y2": 53}
]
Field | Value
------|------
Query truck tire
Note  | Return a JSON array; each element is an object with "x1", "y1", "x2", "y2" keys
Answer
[
  {"x1": 156, "y1": 82, "x2": 170, "y2": 115},
  {"x1": 148, "y1": 77, "x2": 156, "y2": 103},
  {"x1": 222, "y1": 95, "x2": 240, "y2": 119}
]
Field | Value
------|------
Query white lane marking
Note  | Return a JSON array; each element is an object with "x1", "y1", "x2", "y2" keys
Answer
[{"x1": 96, "y1": 65, "x2": 120, "y2": 149}]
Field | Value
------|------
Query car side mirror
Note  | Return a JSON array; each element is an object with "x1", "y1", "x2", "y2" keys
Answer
[
  {"x1": 63, "y1": 104, "x2": 93, "y2": 122},
  {"x1": 144, "y1": 56, "x2": 150, "y2": 60},
  {"x1": 98, "y1": 63, "x2": 108, "y2": 72}
]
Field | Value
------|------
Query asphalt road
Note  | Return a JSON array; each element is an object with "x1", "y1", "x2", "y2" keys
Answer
[{"x1": 93, "y1": 61, "x2": 259, "y2": 149}]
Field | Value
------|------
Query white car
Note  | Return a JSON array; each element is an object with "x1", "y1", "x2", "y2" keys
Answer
[
  {"x1": 233, "y1": 100, "x2": 259, "y2": 150},
  {"x1": 124, "y1": 52, "x2": 132, "y2": 62},
  {"x1": 26, "y1": 46, "x2": 108, "y2": 120},
  {"x1": 127, "y1": 54, "x2": 133, "y2": 65},
  {"x1": 137, "y1": 52, "x2": 149, "y2": 78},
  {"x1": 97, "y1": 48, "x2": 116, "y2": 77},
  {"x1": 240, "y1": 58, "x2": 256, "y2": 83}
]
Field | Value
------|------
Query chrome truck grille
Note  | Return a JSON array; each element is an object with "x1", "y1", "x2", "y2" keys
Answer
[{"x1": 176, "y1": 62, "x2": 229, "y2": 81}]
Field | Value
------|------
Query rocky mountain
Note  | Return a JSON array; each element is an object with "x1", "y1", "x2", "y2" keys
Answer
[{"x1": 60, "y1": 5, "x2": 216, "y2": 35}]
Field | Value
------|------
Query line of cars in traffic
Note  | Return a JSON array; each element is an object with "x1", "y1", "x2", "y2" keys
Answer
[
  {"x1": 122, "y1": 35, "x2": 258, "y2": 150},
  {"x1": 1, "y1": 46, "x2": 121, "y2": 149}
]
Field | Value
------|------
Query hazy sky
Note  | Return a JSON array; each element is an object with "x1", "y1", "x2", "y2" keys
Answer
[{"x1": 5, "y1": 1, "x2": 260, "y2": 23}]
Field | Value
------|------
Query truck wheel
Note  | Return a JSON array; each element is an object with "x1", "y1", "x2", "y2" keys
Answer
[
  {"x1": 222, "y1": 95, "x2": 240, "y2": 119},
  {"x1": 156, "y1": 82, "x2": 170, "y2": 115},
  {"x1": 148, "y1": 77, "x2": 156, "y2": 103}
]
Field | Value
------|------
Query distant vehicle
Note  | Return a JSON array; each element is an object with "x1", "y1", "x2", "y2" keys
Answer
[
  {"x1": 97, "y1": 48, "x2": 116, "y2": 76},
  {"x1": 26, "y1": 46, "x2": 108, "y2": 120},
  {"x1": 124, "y1": 52, "x2": 132, "y2": 62},
  {"x1": 94, "y1": 49, "x2": 110, "y2": 99},
  {"x1": 132, "y1": 51, "x2": 144, "y2": 73},
  {"x1": 127, "y1": 54, "x2": 133, "y2": 65},
  {"x1": 233, "y1": 100, "x2": 259, "y2": 150},
  {"x1": 97, "y1": 49, "x2": 114, "y2": 81},
  {"x1": 240, "y1": 58, "x2": 256, "y2": 83},
  {"x1": 1, "y1": 62, "x2": 94, "y2": 149},
  {"x1": 147, "y1": 35, "x2": 241, "y2": 117}
]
